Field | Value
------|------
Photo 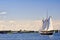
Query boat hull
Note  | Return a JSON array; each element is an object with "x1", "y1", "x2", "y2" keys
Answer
[
  {"x1": 40, "y1": 31, "x2": 53, "y2": 35},
  {"x1": 40, "y1": 32, "x2": 53, "y2": 35}
]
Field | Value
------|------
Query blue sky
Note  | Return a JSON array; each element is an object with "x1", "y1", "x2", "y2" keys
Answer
[{"x1": 0, "y1": 0, "x2": 60, "y2": 20}]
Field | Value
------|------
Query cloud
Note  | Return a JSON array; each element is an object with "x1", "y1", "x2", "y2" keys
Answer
[{"x1": 0, "y1": 12, "x2": 7, "y2": 15}]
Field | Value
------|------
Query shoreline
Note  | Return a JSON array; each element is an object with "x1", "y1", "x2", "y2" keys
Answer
[{"x1": 0, "y1": 30, "x2": 38, "y2": 34}]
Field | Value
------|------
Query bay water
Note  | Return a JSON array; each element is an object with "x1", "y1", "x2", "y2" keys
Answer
[{"x1": 0, "y1": 33, "x2": 60, "y2": 40}]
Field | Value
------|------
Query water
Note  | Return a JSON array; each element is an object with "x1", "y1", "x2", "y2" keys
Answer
[{"x1": 0, "y1": 33, "x2": 60, "y2": 40}]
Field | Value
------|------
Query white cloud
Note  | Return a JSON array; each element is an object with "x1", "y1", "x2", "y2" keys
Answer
[{"x1": 0, "y1": 12, "x2": 7, "y2": 15}]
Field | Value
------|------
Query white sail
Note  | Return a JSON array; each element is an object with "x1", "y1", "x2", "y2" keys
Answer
[
  {"x1": 48, "y1": 16, "x2": 53, "y2": 31},
  {"x1": 42, "y1": 16, "x2": 53, "y2": 31},
  {"x1": 42, "y1": 19, "x2": 48, "y2": 31}
]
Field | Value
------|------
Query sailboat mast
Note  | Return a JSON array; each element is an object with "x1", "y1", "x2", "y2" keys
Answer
[
  {"x1": 46, "y1": 10, "x2": 48, "y2": 30},
  {"x1": 46, "y1": 10, "x2": 48, "y2": 19}
]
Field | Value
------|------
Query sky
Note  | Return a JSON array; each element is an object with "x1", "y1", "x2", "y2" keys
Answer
[{"x1": 0, "y1": 0, "x2": 60, "y2": 20}]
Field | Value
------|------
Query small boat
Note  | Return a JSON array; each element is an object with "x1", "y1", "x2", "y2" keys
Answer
[{"x1": 40, "y1": 16, "x2": 54, "y2": 35}]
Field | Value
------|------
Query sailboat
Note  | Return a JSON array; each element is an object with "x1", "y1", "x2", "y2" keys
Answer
[{"x1": 40, "y1": 16, "x2": 54, "y2": 35}]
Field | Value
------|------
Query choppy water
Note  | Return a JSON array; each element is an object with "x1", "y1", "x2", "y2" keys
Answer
[{"x1": 0, "y1": 33, "x2": 60, "y2": 40}]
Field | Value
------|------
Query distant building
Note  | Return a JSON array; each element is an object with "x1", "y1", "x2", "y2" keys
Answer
[{"x1": 0, "y1": 20, "x2": 60, "y2": 31}]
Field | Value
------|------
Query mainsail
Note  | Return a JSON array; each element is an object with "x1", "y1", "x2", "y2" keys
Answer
[
  {"x1": 48, "y1": 16, "x2": 53, "y2": 31},
  {"x1": 42, "y1": 16, "x2": 53, "y2": 31}
]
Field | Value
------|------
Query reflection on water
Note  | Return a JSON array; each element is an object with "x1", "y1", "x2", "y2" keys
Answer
[{"x1": 0, "y1": 33, "x2": 60, "y2": 40}]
